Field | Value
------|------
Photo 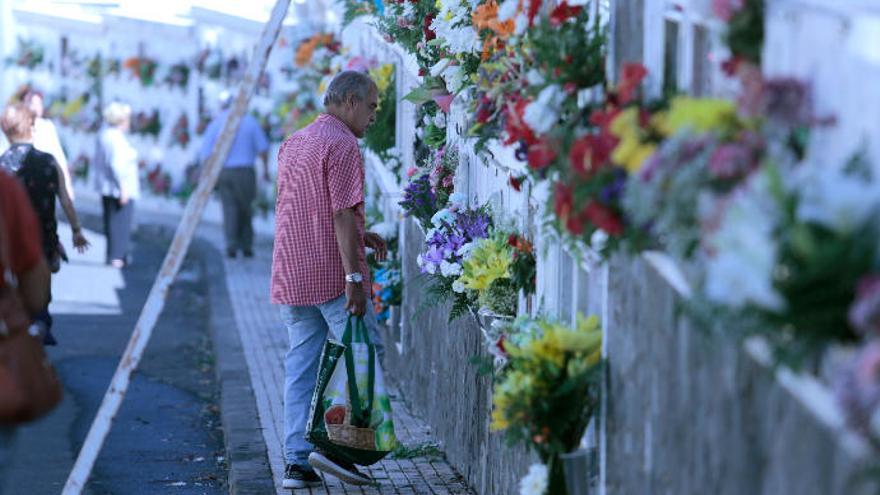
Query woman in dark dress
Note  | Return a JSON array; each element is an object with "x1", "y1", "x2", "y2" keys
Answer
[{"x1": 0, "y1": 103, "x2": 89, "y2": 344}]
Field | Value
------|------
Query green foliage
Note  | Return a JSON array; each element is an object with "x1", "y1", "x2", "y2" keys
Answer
[
  {"x1": 364, "y1": 71, "x2": 397, "y2": 155},
  {"x1": 724, "y1": 0, "x2": 764, "y2": 65},
  {"x1": 480, "y1": 278, "x2": 517, "y2": 316},
  {"x1": 342, "y1": 0, "x2": 375, "y2": 26},
  {"x1": 392, "y1": 442, "x2": 444, "y2": 460}
]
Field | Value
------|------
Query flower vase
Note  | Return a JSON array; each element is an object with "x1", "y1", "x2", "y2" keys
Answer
[
  {"x1": 545, "y1": 454, "x2": 568, "y2": 495},
  {"x1": 560, "y1": 448, "x2": 596, "y2": 495}
]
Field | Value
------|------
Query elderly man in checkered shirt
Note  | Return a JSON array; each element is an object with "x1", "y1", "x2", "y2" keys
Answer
[{"x1": 271, "y1": 71, "x2": 388, "y2": 489}]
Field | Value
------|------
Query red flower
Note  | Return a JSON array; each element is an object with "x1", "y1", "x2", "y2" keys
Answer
[
  {"x1": 509, "y1": 174, "x2": 524, "y2": 191},
  {"x1": 423, "y1": 15, "x2": 437, "y2": 41},
  {"x1": 589, "y1": 107, "x2": 622, "y2": 133},
  {"x1": 583, "y1": 201, "x2": 624, "y2": 236},
  {"x1": 554, "y1": 183, "x2": 581, "y2": 233},
  {"x1": 721, "y1": 56, "x2": 742, "y2": 77},
  {"x1": 527, "y1": 140, "x2": 557, "y2": 170},
  {"x1": 617, "y1": 63, "x2": 648, "y2": 104},
  {"x1": 476, "y1": 96, "x2": 494, "y2": 123},
  {"x1": 508, "y1": 234, "x2": 519, "y2": 247},
  {"x1": 527, "y1": 0, "x2": 543, "y2": 26},
  {"x1": 569, "y1": 134, "x2": 616, "y2": 176},
  {"x1": 550, "y1": 2, "x2": 582, "y2": 25},
  {"x1": 503, "y1": 98, "x2": 538, "y2": 146}
]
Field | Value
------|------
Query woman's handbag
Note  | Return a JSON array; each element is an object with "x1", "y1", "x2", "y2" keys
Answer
[{"x1": 0, "y1": 202, "x2": 62, "y2": 424}]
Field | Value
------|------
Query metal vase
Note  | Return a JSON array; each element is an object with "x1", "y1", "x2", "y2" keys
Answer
[{"x1": 560, "y1": 448, "x2": 597, "y2": 495}]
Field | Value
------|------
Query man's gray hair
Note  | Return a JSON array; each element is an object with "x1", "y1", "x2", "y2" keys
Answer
[{"x1": 323, "y1": 71, "x2": 376, "y2": 107}]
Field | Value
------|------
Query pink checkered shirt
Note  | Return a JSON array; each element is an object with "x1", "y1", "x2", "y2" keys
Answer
[{"x1": 271, "y1": 113, "x2": 368, "y2": 306}]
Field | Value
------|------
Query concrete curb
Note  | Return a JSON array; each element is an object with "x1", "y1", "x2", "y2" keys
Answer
[{"x1": 201, "y1": 238, "x2": 276, "y2": 494}]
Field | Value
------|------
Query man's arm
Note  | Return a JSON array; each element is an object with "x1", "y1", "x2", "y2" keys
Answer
[
  {"x1": 55, "y1": 160, "x2": 90, "y2": 252},
  {"x1": 333, "y1": 206, "x2": 366, "y2": 316}
]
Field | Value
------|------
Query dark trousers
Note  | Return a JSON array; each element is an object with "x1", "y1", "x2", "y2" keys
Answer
[
  {"x1": 102, "y1": 196, "x2": 135, "y2": 263},
  {"x1": 217, "y1": 167, "x2": 256, "y2": 252}
]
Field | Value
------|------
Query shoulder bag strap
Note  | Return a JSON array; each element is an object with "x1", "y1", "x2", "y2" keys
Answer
[{"x1": 0, "y1": 196, "x2": 17, "y2": 290}]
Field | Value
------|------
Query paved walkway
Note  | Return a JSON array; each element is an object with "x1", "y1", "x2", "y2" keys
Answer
[{"x1": 221, "y1": 240, "x2": 473, "y2": 494}]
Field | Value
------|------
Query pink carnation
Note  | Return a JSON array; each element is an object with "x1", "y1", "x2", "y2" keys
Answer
[
  {"x1": 406, "y1": 167, "x2": 417, "y2": 178},
  {"x1": 712, "y1": 0, "x2": 745, "y2": 22}
]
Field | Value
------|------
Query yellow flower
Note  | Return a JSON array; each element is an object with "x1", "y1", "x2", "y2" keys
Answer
[
  {"x1": 608, "y1": 107, "x2": 657, "y2": 173},
  {"x1": 609, "y1": 107, "x2": 640, "y2": 140},
  {"x1": 611, "y1": 136, "x2": 656, "y2": 174},
  {"x1": 665, "y1": 97, "x2": 737, "y2": 135},
  {"x1": 458, "y1": 236, "x2": 513, "y2": 292}
]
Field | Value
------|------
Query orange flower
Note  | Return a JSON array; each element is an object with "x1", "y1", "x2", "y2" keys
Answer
[
  {"x1": 294, "y1": 33, "x2": 335, "y2": 67},
  {"x1": 473, "y1": 1, "x2": 516, "y2": 36},
  {"x1": 473, "y1": 1, "x2": 516, "y2": 60}
]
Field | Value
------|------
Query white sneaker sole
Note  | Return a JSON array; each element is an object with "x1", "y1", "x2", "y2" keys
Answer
[
  {"x1": 282, "y1": 478, "x2": 322, "y2": 489},
  {"x1": 308, "y1": 452, "x2": 373, "y2": 486}
]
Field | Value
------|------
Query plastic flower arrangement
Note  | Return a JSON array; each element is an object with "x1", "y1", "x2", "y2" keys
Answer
[
  {"x1": 712, "y1": 0, "x2": 764, "y2": 75},
  {"x1": 399, "y1": 173, "x2": 439, "y2": 231},
  {"x1": 417, "y1": 198, "x2": 493, "y2": 321},
  {"x1": 164, "y1": 62, "x2": 190, "y2": 89},
  {"x1": 491, "y1": 314, "x2": 603, "y2": 495},
  {"x1": 364, "y1": 64, "x2": 397, "y2": 156},
  {"x1": 295, "y1": 33, "x2": 338, "y2": 67},
  {"x1": 541, "y1": 63, "x2": 653, "y2": 252},
  {"x1": 170, "y1": 114, "x2": 191, "y2": 148},
  {"x1": 130, "y1": 109, "x2": 162, "y2": 138},
  {"x1": 123, "y1": 57, "x2": 158, "y2": 87},
  {"x1": 8, "y1": 38, "x2": 45, "y2": 69},
  {"x1": 372, "y1": 261, "x2": 403, "y2": 324},
  {"x1": 456, "y1": 231, "x2": 536, "y2": 316},
  {"x1": 693, "y1": 155, "x2": 880, "y2": 369},
  {"x1": 624, "y1": 78, "x2": 819, "y2": 264}
]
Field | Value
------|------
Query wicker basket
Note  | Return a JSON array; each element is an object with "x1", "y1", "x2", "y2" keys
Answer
[{"x1": 326, "y1": 405, "x2": 376, "y2": 451}]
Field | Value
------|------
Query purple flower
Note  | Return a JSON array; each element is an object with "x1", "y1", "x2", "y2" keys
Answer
[
  {"x1": 850, "y1": 276, "x2": 880, "y2": 337},
  {"x1": 708, "y1": 143, "x2": 754, "y2": 180},
  {"x1": 835, "y1": 340, "x2": 880, "y2": 434},
  {"x1": 457, "y1": 210, "x2": 490, "y2": 240},
  {"x1": 600, "y1": 168, "x2": 628, "y2": 203}
]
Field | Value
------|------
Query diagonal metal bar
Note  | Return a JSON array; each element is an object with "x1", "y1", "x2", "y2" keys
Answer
[{"x1": 62, "y1": 1, "x2": 292, "y2": 492}]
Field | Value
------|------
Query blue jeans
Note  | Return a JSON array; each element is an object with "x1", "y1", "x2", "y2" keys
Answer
[{"x1": 279, "y1": 294, "x2": 385, "y2": 467}]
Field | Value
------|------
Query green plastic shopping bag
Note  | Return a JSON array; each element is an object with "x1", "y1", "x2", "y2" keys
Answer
[{"x1": 305, "y1": 315, "x2": 397, "y2": 466}]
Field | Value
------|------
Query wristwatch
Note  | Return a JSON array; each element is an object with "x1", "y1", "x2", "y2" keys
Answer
[{"x1": 345, "y1": 272, "x2": 364, "y2": 284}]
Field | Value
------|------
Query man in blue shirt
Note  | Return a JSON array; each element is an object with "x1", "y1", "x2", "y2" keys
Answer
[{"x1": 199, "y1": 91, "x2": 270, "y2": 258}]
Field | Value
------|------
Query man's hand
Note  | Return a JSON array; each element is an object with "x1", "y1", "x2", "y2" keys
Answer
[
  {"x1": 365, "y1": 232, "x2": 387, "y2": 262},
  {"x1": 119, "y1": 190, "x2": 129, "y2": 205},
  {"x1": 345, "y1": 282, "x2": 367, "y2": 316},
  {"x1": 72, "y1": 230, "x2": 91, "y2": 253}
]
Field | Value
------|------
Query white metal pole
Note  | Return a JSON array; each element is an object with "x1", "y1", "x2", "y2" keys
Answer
[{"x1": 61, "y1": 1, "x2": 292, "y2": 492}]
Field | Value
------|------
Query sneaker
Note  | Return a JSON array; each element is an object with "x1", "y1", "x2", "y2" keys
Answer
[
  {"x1": 308, "y1": 451, "x2": 372, "y2": 486},
  {"x1": 282, "y1": 463, "x2": 322, "y2": 489},
  {"x1": 243, "y1": 249, "x2": 254, "y2": 258},
  {"x1": 226, "y1": 248, "x2": 237, "y2": 259}
]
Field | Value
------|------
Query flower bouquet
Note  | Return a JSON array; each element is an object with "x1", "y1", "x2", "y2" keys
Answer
[
  {"x1": 170, "y1": 114, "x2": 190, "y2": 148},
  {"x1": 399, "y1": 146, "x2": 458, "y2": 230},
  {"x1": 694, "y1": 156, "x2": 880, "y2": 369},
  {"x1": 8, "y1": 38, "x2": 44, "y2": 69},
  {"x1": 416, "y1": 197, "x2": 493, "y2": 322},
  {"x1": 131, "y1": 110, "x2": 162, "y2": 138},
  {"x1": 492, "y1": 314, "x2": 603, "y2": 495},
  {"x1": 713, "y1": 0, "x2": 764, "y2": 76},
  {"x1": 457, "y1": 231, "x2": 536, "y2": 317},
  {"x1": 123, "y1": 57, "x2": 159, "y2": 86},
  {"x1": 164, "y1": 62, "x2": 190, "y2": 89}
]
